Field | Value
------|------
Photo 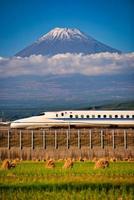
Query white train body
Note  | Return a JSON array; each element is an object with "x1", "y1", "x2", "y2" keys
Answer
[{"x1": 10, "y1": 110, "x2": 134, "y2": 129}]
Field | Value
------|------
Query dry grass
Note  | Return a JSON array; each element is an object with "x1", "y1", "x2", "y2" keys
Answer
[
  {"x1": 63, "y1": 158, "x2": 74, "y2": 169},
  {"x1": 94, "y1": 158, "x2": 109, "y2": 169},
  {"x1": 45, "y1": 159, "x2": 55, "y2": 169}
]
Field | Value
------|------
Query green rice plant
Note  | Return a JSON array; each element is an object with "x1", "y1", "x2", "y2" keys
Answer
[{"x1": 0, "y1": 161, "x2": 134, "y2": 199}]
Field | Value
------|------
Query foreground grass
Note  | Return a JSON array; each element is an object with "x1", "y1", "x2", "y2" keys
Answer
[{"x1": 0, "y1": 161, "x2": 134, "y2": 199}]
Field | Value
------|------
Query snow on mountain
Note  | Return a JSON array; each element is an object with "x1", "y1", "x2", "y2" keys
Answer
[
  {"x1": 38, "y1": 27, "x2": 88, "y2": 41},
  {"x1": 16, "y1": 27, "x2": 121, "y2": 57}
]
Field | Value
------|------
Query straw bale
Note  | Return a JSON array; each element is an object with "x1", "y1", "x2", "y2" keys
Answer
[
  {"x1": 1, "y1": 159, "x2": 11, "y2": 169},
  {"x1": 94, "y1": 158, "x2": 109, "y2": 169},
  {"x1": 63, "y1": 158, "x2": 74, "y2": 169},
  {"x1": 46, "y1": 159, "x2": 55, "y2": 168},
  {"x1": 1, "y1": 159, "x2": 17, "y2": 170}
]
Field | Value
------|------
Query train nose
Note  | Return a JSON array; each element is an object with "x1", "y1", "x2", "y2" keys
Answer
[{"x1": 10, "y1": 120, "x2": 23, "y2": 128}]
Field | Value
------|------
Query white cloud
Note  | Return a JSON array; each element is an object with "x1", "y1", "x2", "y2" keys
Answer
[{"x1": 0, "y1": 52, "x2": 134, "y2": 77}]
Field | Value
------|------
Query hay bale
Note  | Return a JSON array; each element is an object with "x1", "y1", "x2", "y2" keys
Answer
[
  {"x1": 1, "y1": 159, "x2": 16, "y2": 170},
  {"x1": 1, "y1": 159, "x2": 11, "y2": 169},
  {"x1": 63, "y1": 158, "x2": 74, "y2": 169},
  {"x1": 94, "y1": 158, "x2": 109, "y2": 169},
  {"x1": 46, "y1": 159, "x2": 55, "y2": 169}
]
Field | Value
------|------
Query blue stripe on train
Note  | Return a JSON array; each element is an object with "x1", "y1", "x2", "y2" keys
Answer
[{"x1": 51, "y1": 118, "x2": 134, "y2": 121}]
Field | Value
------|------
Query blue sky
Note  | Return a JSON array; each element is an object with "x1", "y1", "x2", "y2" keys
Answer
[{"x1": 0, "y1": 0, "x2": 133, "y2": 56}]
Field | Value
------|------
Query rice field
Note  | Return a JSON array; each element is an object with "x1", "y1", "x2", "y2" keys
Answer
[{"x1": 0, "y1": 160, "x2": 134, "y2": 200}]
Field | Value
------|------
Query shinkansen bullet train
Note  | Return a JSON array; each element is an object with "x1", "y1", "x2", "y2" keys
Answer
[{"x1": 10, "y1": 110, "x2": 134, "y2": 129}]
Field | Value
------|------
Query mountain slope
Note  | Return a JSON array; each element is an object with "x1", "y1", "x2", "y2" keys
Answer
[{"x1": 16, "y1": 27, "x2": 120, "y2": 56}]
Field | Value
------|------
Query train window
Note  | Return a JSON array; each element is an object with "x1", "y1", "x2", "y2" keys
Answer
[
  {"x1": 70, "y1": 115, "x2": 73, "y2": 118},
  {"x1": 103, "y1": 115, "x2": 107, "y2": 118},
  {"x1": 61, "y1": 113, "x2": 64, "y2": 116},
  {"x1": 98, "y1": 115, "x2": 101, "y2": 118},
  {"x1": 75, "y1": 115, "x2": 78, "y2": 118},
  {"x1": 121, "y1": 115, "x2": 124, "y2": 118},
  {"x1": 56, "y1": 114, "x2": 58, "y2": 117},
  {"x1": 126, "y1": 115, "x2": 129, "y2": 118},
  {"x1": 81, "y1": 115, "x2": 84, "y2": 118},
  {"x1": 86, "y1": 115, "x2": 89, "y2": 118},
  {"x1": 92, "y1": 115, "x2": 95, "y2": 118},
  {"x1": 109, "y1": 115, "x2": 112, "y2": 118},
  {"x1": 115, "y1": 115, "x2": 118, "y2": 118}
]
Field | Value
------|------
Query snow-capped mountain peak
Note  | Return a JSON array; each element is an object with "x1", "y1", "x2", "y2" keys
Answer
[
  {"x1": 16, "y1": 27, "x2": 121, "y2": 57},
  {"x1": 38, "y1": 27, "x2": 88, "y2": 42}
]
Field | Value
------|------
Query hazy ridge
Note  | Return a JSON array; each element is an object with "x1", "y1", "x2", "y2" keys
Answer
[{"x1": 0, "y1": 100, "x2": 134, "y2": 121}]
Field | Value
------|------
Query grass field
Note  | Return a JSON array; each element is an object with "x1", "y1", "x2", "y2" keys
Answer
[{"x1": 0, "y1": 161, "x2": 134, "y2": 200}]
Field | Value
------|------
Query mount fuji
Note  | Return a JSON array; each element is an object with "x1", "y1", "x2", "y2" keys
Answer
[
  {"x1": 16, "y1": 27, "x2": 120, "y2": 56},
  {"x1": 1, "y1": 28, "x2": 133, "y2": 119}
]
